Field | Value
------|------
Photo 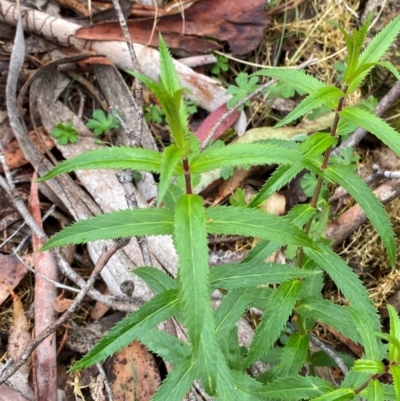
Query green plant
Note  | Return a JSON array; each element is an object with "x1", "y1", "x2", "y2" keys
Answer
[
  {"x1": 39, "y1": 17, "x2": 400, "y2": 400},
  {"x1": 50, "y1": 121, "x2": 78, "y2": 145},
  {"x1": 226, "y1": 72, "x2": 260, "y2": 110},
  {"x1": 86, "y1": 109, "x2": 119, "y2": 135},
  {"x1": 210, "y1": 55, "x2": 229, "y2": 75}
]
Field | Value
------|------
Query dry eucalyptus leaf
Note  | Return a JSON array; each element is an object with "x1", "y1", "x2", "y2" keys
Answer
[{"x1": 109, "y1": 341, "x2": 160, "y2": 401}]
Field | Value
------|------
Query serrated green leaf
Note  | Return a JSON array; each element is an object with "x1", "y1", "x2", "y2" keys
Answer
[
  {"x1": 70, "y1": 289, "x2": 180, "y2": 371},
  {"x1": 215, "y1": 288, "x2": 253, "y2": 340},
  {"x1": 151, "y1": 356, "x2": 196, "y2": 401},
  {"x1": 340, "y1": 105, "x2": 400, "y2": 160},
  {"x1": 214, "y1": 348, "x2": 242, "y2": 401},
  {"x1": 358, "y1": 14, "x2": 400, "y2": 67},
  {"x1": 296, "y1": 297, "x2": 362, "y2": 344},
  {"x1": 190, "y1": 142, "x2": 303, "y2": 174},
  {"x1": 158, "y1": 144, "x2": 187, "y2": 206},
  {"x1": 38, "y1": 146, "x2": 163, "y2": 181},
  {"x1": 375, "y1": 61, "x2": 400, "y2": 81},
  {"x1": 137, "y1": 327, "x2": 190, "y2": 366},
  {"x1": 218, "y1": 327, "x2": 243, "y2": 371},
  {"x1": 390, "y1": 364, "x2": 400, "y2": 401},
  {"x1": 348, "y1": 308, "x2": 384, "y2": 360},
  {"x1": 132, "y1": 266, "x2": 177, "y2": 294},
  {"x1": 244, "y1": 279, "x2": 302, "y2": 367},
  {"x1": 163, "y1": 183, "x2": 184, "y2": 210},
  {"x1": 353, "y1": 359, "x2": 385, "y2": 374},
  {"x1": 206, "y1": 206, "x2": 317, "y2": 249},
  {"x1": 309, "y1": 388, "x2": 356, "y2": 401},
  {"x1": 41, "y1": 208, "x2": 174, "y2": 250},
  {"x1": 260, "y1": 333, "x2": 309, "y2": 382},
  {"x1": 249, "y1": 287, "x2": 274, "y2": 308},
  {"x1": 197, "y1": 306, "x2": 218, "y2": 394},
  {"x1": 388, "y1": 304, "x2": 400, "y2": 363},
  {"x1": 324, "y1": 163, "x2": 396, "y2": 266},
  {"x1": 255, "y1": 376, "x2": 334, "y2": 400},
  {"x1": 210, "y1": 261, "x2": 320, "y2": 291},
  {"x1": 255, "y1": 68, "x2": 326, "y2": 94},
  {"x1": 158, "y1": 34, "x2": 180, "y2": 96},
  {"x1": 276, "y1": 87, "x2": 343, "y2": 127},
  {"x1": 305, "y1": 243, "x2": 380, "y2": 332},
  {"x1": 367, "y1": 379, "x2": 385, "y2": 401},
  {"x1": 230, "y1": 370, "x2": 263, "y2": 401},
  {"x1": 242, "y1": 239, "x2": 280, "y2": 264},
  {"x1": 249, "y1": 164, "x2": 304, "y2": 208},
  {"x1": 175, "y1": 195, "x2": 210, "y2": 354}
]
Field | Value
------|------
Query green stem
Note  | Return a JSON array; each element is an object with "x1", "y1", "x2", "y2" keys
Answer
[{"x1": 297, "y1": 88, "x2": 348, "y2": 269}]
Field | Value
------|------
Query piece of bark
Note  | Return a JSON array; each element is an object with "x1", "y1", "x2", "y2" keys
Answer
[
  {"x1": 326, "y1": 179, "x2": 400, "y2": 247},
  {"x1": 0, "y1": 0, "x2": 233, "y2": 113},
  {"x1": 29, "y1": 176, "x2": 58, "y2": 401}
]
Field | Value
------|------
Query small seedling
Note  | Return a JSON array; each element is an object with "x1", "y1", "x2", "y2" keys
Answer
[
  {"x1": 50, "y1": 121, "x2": 78, "y2": 145},
  {"x1": 210, "y1": 55, "x2": 229, "y2": 75},
  {"x1": 86, "y1": 109, "x2": 119, "y2": 135},
  {"x1": 226, "y1": 72, "x2": 260, "y2": 109}
]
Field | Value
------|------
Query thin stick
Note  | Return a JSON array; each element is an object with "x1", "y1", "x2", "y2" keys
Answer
[
  {"x1": 110, "y1": 0, "x2": 144, "y2": 146},
  {"x1": 0, "y1": 241, "x2": 128, "y2": 384},
  {"x1": 201, "y1": 56, "x2": 319, "y2": 149}
]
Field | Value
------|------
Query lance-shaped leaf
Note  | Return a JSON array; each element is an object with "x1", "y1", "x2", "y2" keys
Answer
[
  {"x1": 151, "y1": 356, "x2": 197, "y2": 401},
  {"x1": 391, "y1": 364, "x2": 400, "y2": 401},
  {"x1": 137, "y1": 327, "x2": 190, "y2": 366},
  {"x1": 230, "y1": 370, "x2": 263, "y2": 401},
  {"x1": 70, "y1": 289, "x2": 180, "y2": 371},
  {"x1": 158, "y1": 143, "x2": 188, "y2": 206},
  {"x1": 260, "y1": 333, "x2": 309, "y2": 383},
  {"x1": 324, "y1": 163, "x2": 396, "y2": 266},
  {"x1": 41, "y1": 209, "x2": 174, "y2": 250},
  {"x1": 349, "y1": 308, "x2": 385, "y2": 360},
  {"x1": 358, "y1": 14, "x2": 400, "y2": 67},
  {"x1": 190, "y1": 142, "x2": 303, "y2": 174},
  {"x1": 296, "y1": 297, "x2": 362, "y2": 344},
  {"x1": 388, "y1": 304, "x2": 400, "y2": 363},
  {"x1": 255, "y1": 376, "x2": 334, "y2": 400},
  {"x1": 367, "y1": 379, "x2": 384, "y2": 401},
  {"x1": 206, "y1": 206, "x2": 317, "y2": 250},
  {"x1": 196, "y1": 306, "x2": 219, "y2": 394},
  {"x1": 215, "y1": 287, "x2": 253, "y2": 340},
  {"x1": 158, "y1": 34, "x2": 181, "y2": 96},
  {"x1": 309, "y1": 388, "x2": 356, "y2": 401},
  {"x1": 340, "y1": 105, "x2": 400, "y2": 158},
  {"x1": 249, "y1": 133, "x2": 335, "y2": 208},
  {"x1": 210, "y1": 261, "x2": 320, "y2": 291},
  {"x1": 133, "y1": 267, "x2": 178, "y2": 294},
  {"x1": 214, "y1": 351, "x2": 242, "y2": 401},
  {"x1": 249, "y1": 164, "x2": 304, "y2": 208},
  {"x1": 174, "y1": 194, "x2": 210, "y2": 354},
  {"x1": 38, "y1": 147, "x2": 163, "y2": 181},
  {"x1": 353, "y1": 359, "x2": 385, "y2": 374},
  {"x1": 305, "y1": 243, "x2": 381, "y2": 332},
  {"x1": 244, "y1": 279, "x2": 302, "y2": 367},
  {"x1": 254, "y1": 68, "x2": 326, "y2": 94},
  {"x1": 276, "y1": 86, "x2": 344, "y2": 128}
]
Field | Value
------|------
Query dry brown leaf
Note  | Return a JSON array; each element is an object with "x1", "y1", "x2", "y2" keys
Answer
[
  {"x1": 53, "y1": 294, "x2": 74, "y2": 313},
  {"x1": 0, "y1": 254, "x2": 33, "y2": 305},
  {"x1": 5, "y1": 283, "x2": 31, "y2": 374},
  {"x1": 109, "y1": 341, "x2": 161, "y2": 401},
  {"x1": 0, "y1": 127, "x2": 54, "y2": 173},
  {"x1": 0, "y1": 383, "x2": 31, "y2": 401},
  {"x1": 76, "y1": 0, "x2": 269, "y2": 55}
]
